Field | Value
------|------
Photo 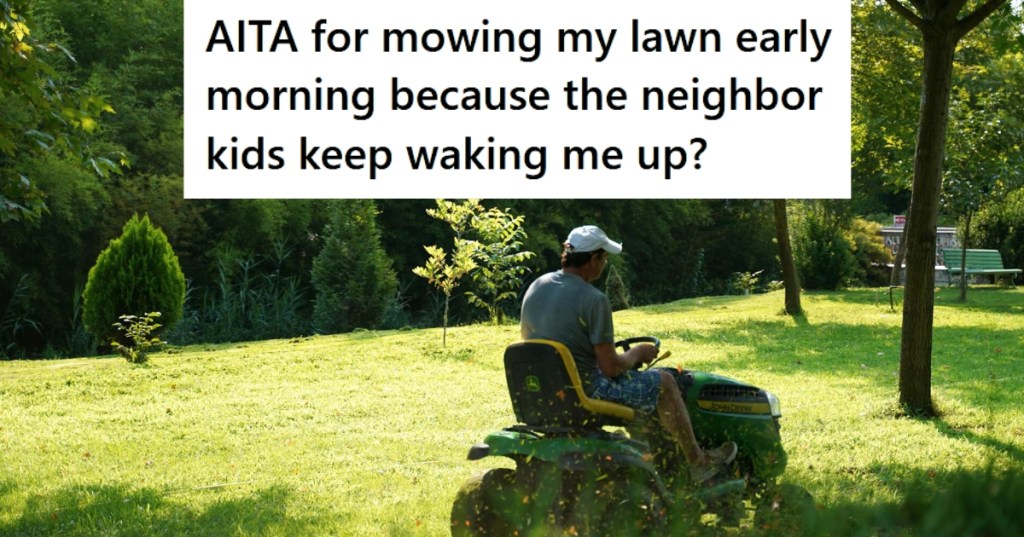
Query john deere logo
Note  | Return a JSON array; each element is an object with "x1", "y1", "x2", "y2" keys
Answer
[{"x1": 525, "y1": 376, "x2": 541, "y2": 392}]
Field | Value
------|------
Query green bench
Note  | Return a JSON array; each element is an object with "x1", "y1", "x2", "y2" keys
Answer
[{"x1": 942, "y1": 248, "x2": 1021, "y2": 286}]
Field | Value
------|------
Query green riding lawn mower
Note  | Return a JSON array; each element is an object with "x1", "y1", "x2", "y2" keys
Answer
[{"x1": 451, "y1": 337, "x2": 813, "y2": 536}]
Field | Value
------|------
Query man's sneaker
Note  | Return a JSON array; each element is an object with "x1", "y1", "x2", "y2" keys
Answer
[
  {"x1": 688, "y1": 441, "x2": 738, "y2": 484},
  {"x1": 706, "y1": 441, "x2": 738, "y2": 465},
  {"x1": 688, "y1": 462, "x2": 721, "y2": 484}
]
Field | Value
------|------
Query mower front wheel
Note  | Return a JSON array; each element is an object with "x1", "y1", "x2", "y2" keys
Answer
[{"x1": 450, "y1": 468, "x2": 518, "y2": 536}]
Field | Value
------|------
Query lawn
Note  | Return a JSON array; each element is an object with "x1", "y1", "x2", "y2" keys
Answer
[{"x1": 1, "y1": 288, "x2": 1022, "y2": 536}]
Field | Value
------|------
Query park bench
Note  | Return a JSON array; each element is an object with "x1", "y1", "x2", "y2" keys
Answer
[{"x1": 942, "y1": 248, "x2": 1021, "y2": 286}]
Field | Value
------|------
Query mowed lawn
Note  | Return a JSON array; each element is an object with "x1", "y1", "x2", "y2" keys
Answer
[{"x1": 1, "y1": 288, "x2": 1022, "y2": 536}]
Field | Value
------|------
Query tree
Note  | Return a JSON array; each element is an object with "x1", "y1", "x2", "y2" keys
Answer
[
  {"x1": 852, "y1": 0, "x2": 921, "y2": 217},
  {"x1": 465, "y1": 205, "x2": 535, "y2": 324},
  {"x1": 884, "y1": 0, "x2": 1011, "y2": 415},
  {"x1": 943, "y1": 49, "x2": 1024, "y2": 301},
  {"x1": 311, "y1": 200, "x2": 397, "y2": 334},
  {"x1": 772, "y1": 200, "x2": 802, "y2": 316},
  {"x1": 413, "y1": 200, "x2": 481, "y2": 347},
  {"x1": 82, "y1": 213, "x2": 185, "y2": 346},
  {"x1": 39, "y1": 0, "x2": 185, "y2": 176},
  {"x1": 1, "y1": 0, "x2": 117, "y2": 222},
  {"x1": 413, "y1": 199, "x2": 536, "y2": 341}
]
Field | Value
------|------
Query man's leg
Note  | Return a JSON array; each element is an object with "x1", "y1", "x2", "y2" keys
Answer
[{"x1": 655, "y1": 370, "x2": 705, "y2": 465}]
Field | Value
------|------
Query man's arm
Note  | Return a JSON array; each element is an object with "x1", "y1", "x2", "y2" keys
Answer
[{"x1": 594, "y1": 342, "x2": 658, "y2": 378}]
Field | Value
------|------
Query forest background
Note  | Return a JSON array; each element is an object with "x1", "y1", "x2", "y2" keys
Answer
[{"x1": 1, "y1": 0, "x2": 1022, "y2": 359}]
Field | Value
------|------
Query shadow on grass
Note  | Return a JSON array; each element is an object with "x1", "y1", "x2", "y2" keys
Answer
[
  {"x1": 656, "y1": 312, "x2": 1020, "y2": 411},
  {"x1": 813, "y1": 286, "x2": 1023, "y2": 311},
  {"x1": 789, "y1": 312, "x2": 810, "y2": 327},
  {"x1": 790, "y1": 465, "x2": 1024, "y2": 537},
  {"x1": 0, "y1": 482, "x2": 319, "y2": 536},
  {"x1": 636, "y1": 465, "x2": 1024, "y2": 537},
  {"x1": 934, "y1": 419, "x2": 1024, "y2": 465}
]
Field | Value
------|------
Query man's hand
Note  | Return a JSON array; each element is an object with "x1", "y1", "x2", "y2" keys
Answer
[
  {"x1": 630, "y1": 344, "x2": 660, "y2": 366},
  {"x1": 595, "y1": 342, "x2": 659, "y2": 377}
]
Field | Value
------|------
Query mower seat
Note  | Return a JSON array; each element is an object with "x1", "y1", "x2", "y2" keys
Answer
[{"x1": 504, "y1": 339, "x2": 635, "y2": 430}]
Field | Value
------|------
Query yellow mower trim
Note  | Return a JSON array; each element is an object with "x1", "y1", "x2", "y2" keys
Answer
[
  {"x1": 525, "y1": 339, "x2": 636, "y2": 422},
  {"x1": 697, "y1": 400, "x2": 772, "y2": 415}
]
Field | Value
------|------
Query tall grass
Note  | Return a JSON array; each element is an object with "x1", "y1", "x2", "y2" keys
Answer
[
  {"x1": 0, "y1": 275, "x2": 41, "y2": 358},
  {"x1": 168, "y1": 254, "x2": 310, "y2": 345},
  {"x1": 1, "y1": 288, "x2": 1022, "y2": 535}
]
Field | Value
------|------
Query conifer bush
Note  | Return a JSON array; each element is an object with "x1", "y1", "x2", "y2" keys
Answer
[
  {"x1": 83, "y1": 214, "x2": 186, "y2": 346},
  {"x1": 605, "y1": 263, "x2": 631, "y2": 311},
  {"x1": 312, "y1": 201, "x2": 397, "y2": 333}
]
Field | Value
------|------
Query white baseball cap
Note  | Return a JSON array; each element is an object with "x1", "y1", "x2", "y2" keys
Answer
[{"x1": 565, "y1": 225, "x2": 622, "y2": 254}]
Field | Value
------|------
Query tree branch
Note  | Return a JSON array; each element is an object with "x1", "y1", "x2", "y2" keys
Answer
[
  {"x1": 955, "y1": 0, "x2": 1009, "y2": 40},
  {"x1": 885, "y1": 0, "x2": 926, "y2": 31},
  {"x1": 948, "y1": 0, "x2": 972, "y2": 15}
]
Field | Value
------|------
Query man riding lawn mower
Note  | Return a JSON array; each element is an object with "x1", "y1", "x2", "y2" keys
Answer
[
  {"x1": 450, "y1": 337, "x2": 795, "y2": 535},
  {"x1": 451, "y1": 226, "x2": 806, "y2": 535}
]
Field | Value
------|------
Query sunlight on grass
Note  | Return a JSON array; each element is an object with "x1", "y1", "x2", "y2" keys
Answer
[{"x1": 1, "y1": 288, "x2": 1021, "y2": 535}]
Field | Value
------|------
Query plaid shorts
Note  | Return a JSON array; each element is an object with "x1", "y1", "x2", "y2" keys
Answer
[{"x1": 590, "y1": 369, "x2": 663, "y2": 414}]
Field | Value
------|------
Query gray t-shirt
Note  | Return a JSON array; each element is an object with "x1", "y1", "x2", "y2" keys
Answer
[{"x1": 520, "y1": 270, "x2": 614, "y2": 392}]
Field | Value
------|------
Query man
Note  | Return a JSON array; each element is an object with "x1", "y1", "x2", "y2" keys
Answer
[{"x1": 520, "y1": 225, "x2": 737, "y2": 483}]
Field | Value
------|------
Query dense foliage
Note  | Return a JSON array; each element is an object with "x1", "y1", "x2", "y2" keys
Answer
[
  {"x1": 464, "y1": 204, "x2": 535, "y2": 324},
  {"x1": 792, "y1": 204, "x2": 858, "y2": 290},
  {"x1": 848, "y1": 218, "x2": 895, "y2": 287},
  {"x1": 82, "y1": 214, "x2": 185, "y2": 346},
  {"x1": 973, "y1": 188, "x2": 1024, "y2": 271},
  {"x1": 1, "y1": 1, "x2": 1021, "y2": 358},
  {"x1": 0, "y1": 0, "x2": 117, "y2": 222}
]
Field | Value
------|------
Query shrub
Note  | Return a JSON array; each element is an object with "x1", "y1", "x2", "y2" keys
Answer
[
  {"x1": 793, "y1": 209, "x2": 857, "y2": 290},
  {"x1": 83, "y1": 214, "x2": 185, "y2": 346},
  {"x1": 111, "y1": 312, "x2": 165, "y2": 364},
  {"x1": 974, "y1": 187, "x2": 1024, "y2": 271},
  {"x1": 728, "y1": 270, "x2": 764, "y2": 295},
  {"x1": 848, "y1": 218, "x2": 893, "y2": 286},
  {"x1": 312, "y1": 201, "x2": 397, "y2": 333}
]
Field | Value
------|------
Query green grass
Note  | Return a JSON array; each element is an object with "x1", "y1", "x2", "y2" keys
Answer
[{"x1": 1, "y1": 288, "x2": 1022, "y2": 536}]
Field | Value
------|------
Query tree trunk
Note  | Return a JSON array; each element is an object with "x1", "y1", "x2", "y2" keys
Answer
[
  {"x1": 773, "y1": 200, "x2": 802, "y2": 316},
  {"x1": 443, "y1": 292, "x2": 450, "y2": 347},
  {"x1": 889, "y1": 207, "x2": 910, "y2": 286},
  {"x1": 958, "y1": 210, "x2": 972, "y2": 302},
  {"x1": 885, "y1": 0, "x2": 1009, "y2": 416},
  {"x1": 899, "y1": 31, "x2": 958, "y2": 416}
]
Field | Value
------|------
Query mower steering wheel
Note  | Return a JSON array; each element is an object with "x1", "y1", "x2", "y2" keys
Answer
[
  {"x1": 616, "y1": 336, "x2": 670, "y2": 371},
  {"x1": 614, "y1": 336, "x2": 661, "y2": 352}
]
